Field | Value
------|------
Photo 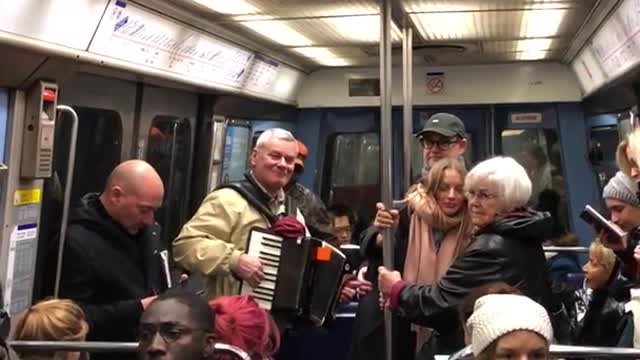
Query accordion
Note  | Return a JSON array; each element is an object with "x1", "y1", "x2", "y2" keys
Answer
[{"x1": 239, "y1": 227, "x2": 347, "y2": 326}]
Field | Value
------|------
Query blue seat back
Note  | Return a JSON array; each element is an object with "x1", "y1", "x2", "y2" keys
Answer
[{"x1": 566, "y1": 272, "x2": 585, "y2": 290}]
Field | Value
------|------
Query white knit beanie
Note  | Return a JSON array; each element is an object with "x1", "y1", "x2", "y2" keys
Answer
[{"x1": 467, "y1": 294, "x2": 553, "y2": 356}]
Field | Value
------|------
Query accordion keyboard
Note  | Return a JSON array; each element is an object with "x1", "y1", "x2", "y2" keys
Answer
[{"x1": 240, "y1": 231, "x2": 283, "y2": 310}]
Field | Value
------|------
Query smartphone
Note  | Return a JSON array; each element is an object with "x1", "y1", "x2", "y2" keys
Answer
[
  {"x1": 339, "y1": 244, "x2": 362, "y2": 273},
  {"x1": 579, "y1": 205, "x2": 626, "y2": 242}
]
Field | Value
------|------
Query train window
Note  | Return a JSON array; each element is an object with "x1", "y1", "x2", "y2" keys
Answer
[
  {"x1": 501, "y1": 128, "x2": 570, "y2": 235},
  {"x1": 618, "y1": 116, "x2": 633, "y2": 139},
  {"x1": 146, "y1": 116, "x2": 192, "y2": 249},
  {"x1": 56, "y1": 107, "x2": 123, "y2": 201},
  {"x1": 221, "y1": 125, "x2": 251, "y2": 183},
  {"x1": 332, "y1": 133, "x2": 380, "y2": 186},
  {"x1": 589, "y1": 126, "x2": 619, "y2": 194},
  {"x1": 327, "y1": 132, "x2": 380, "y2": 228}
]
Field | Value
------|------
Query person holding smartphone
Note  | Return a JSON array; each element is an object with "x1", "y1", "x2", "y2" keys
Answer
[{"x1": 598, "y1": 171, "x2": 640, "y2": 282}]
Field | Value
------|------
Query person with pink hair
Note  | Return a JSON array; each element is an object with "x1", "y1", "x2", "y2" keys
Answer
[{"x1": 210, "y1": 296, "x2": 281, "y2": 360}]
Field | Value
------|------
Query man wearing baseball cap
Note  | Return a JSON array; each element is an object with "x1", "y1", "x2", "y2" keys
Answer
[
  {"x1": 348, "y1": 113, "x2": 469, "y2": 360},
  {"x1": 415, "y1": 112, "x2": 468, "y2": 176}
]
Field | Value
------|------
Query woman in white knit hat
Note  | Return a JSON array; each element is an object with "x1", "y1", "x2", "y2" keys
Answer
[{"x1": 467, "y1": 293, "x2": 553, "y2": 359}]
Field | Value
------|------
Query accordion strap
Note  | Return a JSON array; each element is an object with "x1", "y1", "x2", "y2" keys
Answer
[{"x1": 216, "y1": 182, "x2": 278, "y2": 225}]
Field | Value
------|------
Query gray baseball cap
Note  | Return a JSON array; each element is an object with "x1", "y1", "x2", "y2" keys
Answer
[{"x1": 415, "y1": 113, "x2": 466, "y2": 138}]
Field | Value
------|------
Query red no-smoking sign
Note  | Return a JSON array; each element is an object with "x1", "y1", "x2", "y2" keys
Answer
[{"x1": 427, "y1": 76, "x2": 444, "y2": 95}]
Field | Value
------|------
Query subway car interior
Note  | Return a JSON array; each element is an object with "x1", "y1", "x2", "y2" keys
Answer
[{"x1": 1, "y1": 0, "x2": 640, "y2": 358}]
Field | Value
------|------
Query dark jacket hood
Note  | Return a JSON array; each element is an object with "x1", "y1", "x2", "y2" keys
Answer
[
  {"x1": 68, "y1": 193, "x2": 142, "y2": 245},
  {"x1": 63, "y1": 192, "x2": 166, "y2": 291},
  {"x1": 484, "y1": 208, "x2": 554, "y2": 243}
]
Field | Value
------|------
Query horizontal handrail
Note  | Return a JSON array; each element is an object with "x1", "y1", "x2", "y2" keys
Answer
[
  {"x1": 9, "y1": 341, "x2": 137, "y2": 353},
  {"x1": 543, "y1": 246, "x2": 589, "y2": 253},
  {"x1": 448, "y1": 345, "x2": 640, "y2": 359},
  {"x1": 8, "y1": 341, "x2": 250, "y2": 359}
]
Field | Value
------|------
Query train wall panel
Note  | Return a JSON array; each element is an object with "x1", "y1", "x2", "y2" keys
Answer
[
  {"x1": 297, "y1": 62, "x2": 582, "y2": 108},
  {"x1": 556, "y1": 103, "x2": 600, "y2": 249}
]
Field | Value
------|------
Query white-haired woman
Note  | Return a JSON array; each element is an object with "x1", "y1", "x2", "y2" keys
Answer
[{"x1": 377, "y1": 157, "x2": 555, "y2": 339}]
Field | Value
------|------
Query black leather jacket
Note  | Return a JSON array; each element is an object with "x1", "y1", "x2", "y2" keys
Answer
[
  {"x1": 566, "y1": 286, "x2": 626, "y2": 346},
  {"x1": 286, "y1": 182, "x2": 333, "y2": 240},
  {"x1": 614, "y1": 227, "x2": 640, "y2": 284},
  {"x1": 394, "y1": 209, "x2": 554, "y2": 332},
  {"x1": 555, "y1": 264, "x2": 631, "y2": 347}
]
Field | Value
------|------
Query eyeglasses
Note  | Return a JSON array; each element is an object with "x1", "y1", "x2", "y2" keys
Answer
[
  {"x1": 465, "y1": 189, "x2": 497, "y2": 202},
  {"x1": 419, "y1": 137, "x2": 460, "y2": 150},
  {"x1": 138, "y1": 323, "x2": 208, "y2": 344}
]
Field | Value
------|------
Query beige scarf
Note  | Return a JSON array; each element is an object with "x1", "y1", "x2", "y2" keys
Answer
[{"x1": 402, "y1": 184, "x2": 472, "y2": 351}]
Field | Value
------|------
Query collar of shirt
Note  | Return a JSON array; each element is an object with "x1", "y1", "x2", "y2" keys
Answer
[{"x1": 249, "y1": 171, "x2": 286, "y2": 215}]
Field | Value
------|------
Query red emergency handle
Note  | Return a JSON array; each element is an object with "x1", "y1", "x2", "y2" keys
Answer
[{"x1": 43, "y1": 89, "x2": 56, "y2": 102}]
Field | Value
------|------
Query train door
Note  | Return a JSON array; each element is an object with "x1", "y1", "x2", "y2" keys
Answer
[
  {"x1": 139, "y1": 86, "x2": 198, "y2": 254},
  {"x1": 33, "y1": 74, "x2": 133, "y2": 300},
  {"x1": 494, "y1": 107, "x2": 571, "y2": 236}
]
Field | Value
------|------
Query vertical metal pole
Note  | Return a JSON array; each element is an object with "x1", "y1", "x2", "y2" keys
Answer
[
  {"x1": 54, "y1": 105, "x2": 79, "y2": 298},
  {"x1": 380, "y1": 1, "x2": 394, "y2": 360},
  {"x1": 489, "y1": 105, "x2": 496, "y2": 156},
  {"x1": 402, "y1": 26, "x2": 413, "y2": 190}
]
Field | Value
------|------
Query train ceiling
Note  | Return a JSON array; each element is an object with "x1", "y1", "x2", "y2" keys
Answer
[{"x1": 169, "y1": 0, "x2": 600, "y2": 68}]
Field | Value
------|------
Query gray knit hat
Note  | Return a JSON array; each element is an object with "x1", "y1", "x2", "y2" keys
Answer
[{"x1": 603, "y1": 171, "x2": 640, "y2": 207}]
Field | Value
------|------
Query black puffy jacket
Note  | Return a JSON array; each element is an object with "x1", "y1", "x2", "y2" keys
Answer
[
  {"x1": 395, "y1": 210, "x2": 555, "y2": 333},
  {"x1": 51, "y1": 193, "x2": 170, "y2": 360},
  {"x1": 555, "y1": 264, "x2": 631, "y2": 347}
]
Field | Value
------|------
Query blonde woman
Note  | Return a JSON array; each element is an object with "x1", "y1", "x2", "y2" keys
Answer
[
  {"x1": 617, "y1": 128, "x2": 640, "y2": 181},
  {"x1": 350, "y1": 158, "x2": 472, "y2": 360},
  {"x1": 14, "y1": 299, "x2": 89, "y2": 360}
]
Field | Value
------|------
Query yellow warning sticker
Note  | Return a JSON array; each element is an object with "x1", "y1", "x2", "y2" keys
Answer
[{"x1": 14, "y1": 189, "x2": 41, "y2": 206}]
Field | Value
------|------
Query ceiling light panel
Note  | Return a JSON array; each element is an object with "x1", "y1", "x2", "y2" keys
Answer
[
  {"x1": 409, "y1": 12, "x2": 470, "y2": 40},
  {"x1": 192, "y1": 0, "x2": 259, "y2": 15},
  {"x1": 520, "y1": 9, "x2": 567, "y2": 38},
  {"x1": 240, "y1": 21, "x2": 313, "y2": 46},
  {"x1": 323, "y1": 15, "x2": 402, "y2": 43},
  {"x1": 516, "y1": 38, "x2": 553, "y2": 52},
  {"x1": 292, "y1": 47, "x2": 352, "y2": 66},
  {"x1": 229, "y1": 0, "x2": 379, "y2": 19},
  {"x1": 410, "y1": 8, "x2": 573, "y2": 41},
  {"x1": 517, "y1": 50, "x2": 549, "y2": 60},
  {"x1": 482, "y1": 38, "x2": 559, "y2": 53},
  {"x1": 293, "y1": 47, "x2": 365, "y2": 58},
  {"x1": 240, "y1": 15, "x2": 401, "y2": 47},
  {"x1": 403, "y1": 0, "x2": 593, "y2": 13}
]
